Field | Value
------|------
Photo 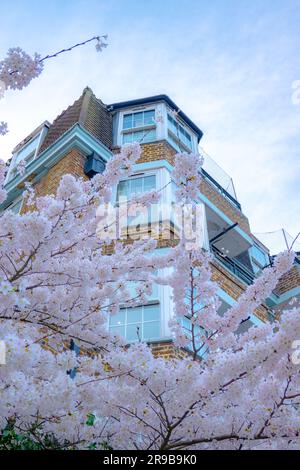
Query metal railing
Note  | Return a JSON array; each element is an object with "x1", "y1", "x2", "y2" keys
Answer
[{"x1": 211, "y1": 245, "x2": 255, "y2": 285}]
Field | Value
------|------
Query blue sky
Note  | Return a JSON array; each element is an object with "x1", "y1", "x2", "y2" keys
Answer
[{"x1": 1, "y1": 0, "x2": 300, "y2": 250}]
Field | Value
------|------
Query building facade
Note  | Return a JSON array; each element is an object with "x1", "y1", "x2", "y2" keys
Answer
[{"x1": 2, "y1": 87, "x2": 300, "y2": 357}]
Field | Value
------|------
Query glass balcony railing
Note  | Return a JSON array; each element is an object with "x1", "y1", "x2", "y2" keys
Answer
[
  {"x1": 200, "y1": 149, "x2": 241, "y2": 211},
  {"x1": 211, "y1": 245, "x2": 255, "y2": 285}
]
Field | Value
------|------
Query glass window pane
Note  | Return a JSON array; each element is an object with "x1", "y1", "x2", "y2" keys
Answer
[
  {"x1": 168, "y1": 114, "x2": 192, "y2": 149},
  {"x1": 123, "y1": 132, "x2": 132, "y2": 144},
  {"x1": 149, "y1": 203, "x2": 158, "y2": 224},
  {"x1": 143, "y1": 304, "x2": 160, "y2": 321},
  {"x1": 134, "y1": 208, "x2": 149, "y2": 226},
  {"x1": 110, "y1": 309, "x2": 126, "y2": 326},
  {"x1": 182, "y1": 317, "x2": 191, "y2": 331},
  {"x1": 178, "y1": 126, "x2": 190, "y2": 147},
  {"x1": 143, "y1": 321, "x2": 160, "y2": 339},
  {"x1": 133, "y1": 112, "x2": 143, "y2": 128},
  {"x1": 251, "y1": 245, "x2": 268, "y2": 267},
  {"x1": 110, "y1": 325, "x2": 126, "y2": 337},
  {"x1": 168, "y1": 133, "x2": 180, "y2": 151},
  {"x1": 127, "y1": 307, "x2": 142, "y2": 323},
  {"x1": 153, "y1": 282, "x2": 159, "y2": 299},
  {"x1": 179, "y1": 125, "x2": 185, "y2": 139},
  {"x1": 168, "y1": 114, "x2": 177, "y2": 135},
  {"x1": 252, "y1": 260, "x2": 262, "y2": 274},
  {"x1": 132, "y1": 130, "x2": 143, "y2": 143},
  {"x1": 144, "y1": 110, "x2": 155, "y2": 125},
  {"x1": 117, "y1": 180, "x2": 129, "y2": 200},
  {"x1": 130, "y1": 177, "x2": 143, "y2": 195},
  {"x1": 123, "y1": 114, "x2": 133, "y2": 129},
  {"x1": 127, "y1": 323, "x2": 142, "y2": 341},
  {"x1": 148, "y1": 282, "x2": 159, "y2": 300},
  {"x1": 143, "y1": 175, "x2": 156, "y2": 192},
  {"x1": 183, "y1": 134, "x2": 192, "y2": 149},
  {"x1": 143, "y1": 128, "x2": 156, "y2": 142},
  {"x1": 185, "y1": 130, "x2": 191, "y2": 141}
]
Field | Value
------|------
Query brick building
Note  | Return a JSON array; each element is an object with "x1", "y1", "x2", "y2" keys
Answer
[{"x1": 2, "y1": 87, "x2": 300, "y2": 356}]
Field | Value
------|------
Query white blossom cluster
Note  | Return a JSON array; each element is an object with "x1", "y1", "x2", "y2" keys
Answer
[
  {"x1": 0, "y1": 140, "x2": 299, "y2": 449},
  {"x1": 172, "y1": 152, "x2": 204, "y2": 201}
]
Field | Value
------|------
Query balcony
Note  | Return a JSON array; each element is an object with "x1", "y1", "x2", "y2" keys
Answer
[
  {"x1": 201, "y1": 168, "x2": 241, "y2": 211},
  {"x1": 212, "y1": 245, "x2": 255, "y2": 285},
  {"x1": 200, "y1": 150, "x2": 241, "y2": 211}
]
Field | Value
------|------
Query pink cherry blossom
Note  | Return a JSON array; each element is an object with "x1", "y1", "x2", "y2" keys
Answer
[{"x1": 0, "y1": 45, "x2": 299, "y2": 451}]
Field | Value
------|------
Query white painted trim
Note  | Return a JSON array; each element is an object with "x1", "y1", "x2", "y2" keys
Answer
[
  {"x1": 159, "y1": 267, "x2": 174, "y2": 339},
  {"x1": 116, "y1": 104, "x2": 159, "y2": 147},
  {"x1": 5, "y1": 125, "x2": 49, "y2": 184},
  {"x1": 165, "y1": 104, "x2": 198, "y2": 153},
  {"x1": 5, "y1": 195, "x2": 23, "y2": 214}
]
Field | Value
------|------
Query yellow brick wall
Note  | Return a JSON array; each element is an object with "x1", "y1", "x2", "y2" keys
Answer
[
  {"x1": 151, "y1": 342, "x2": 189, "y2": 360},
  {"x1": 211, "y1": 261, "x2": 268, "y2": 322},
  {"x1": 35, "y1": 149, "x2": 87, "y2": 197},
  {"x1": 137, "y1": 140, "x2": 176, "y2": 165},
  {"x1": 112, "y1": 140, "x2": 176, "y2": 165},
  {"x1": 200, "y1": 179, "x2": 251, "y2": 234},
  {"x1": 274, "y1": 265, "x2": 300, "y2": 296}
]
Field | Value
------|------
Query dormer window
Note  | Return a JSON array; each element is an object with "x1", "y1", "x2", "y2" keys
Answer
[
  {"x1": 122, "y1": 109, "x2": 156, "y2": 144},
  {"x1": 5, "y1": 122, "x2": 49, "y2": 184}
]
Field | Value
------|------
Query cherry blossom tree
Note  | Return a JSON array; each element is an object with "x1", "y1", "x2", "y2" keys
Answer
[
  {"x1": 1, "y1": 147, "x2": 300, "y2": 450},
  {"x1": 0, "y1": 35, "x2": 108, "y2": 135},
  {"x1": 0, "y1": 44, "x2": 300, "y2": 450}
]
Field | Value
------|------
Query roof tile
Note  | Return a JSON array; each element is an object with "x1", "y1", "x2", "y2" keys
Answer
[{"x1": 38, "y1": 87, "x2": 112, "y2": 154}]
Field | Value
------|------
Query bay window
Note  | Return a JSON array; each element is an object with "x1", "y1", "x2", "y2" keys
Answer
[
  {"x1": 109, "y1": 304, "x2": 161, "y2": 342},
  {"x1": 116, "y1": 174, "x2": 157, "y2": 228},
  {"x1": 117, "y1": 175, "x2": 156, "y2": 199},
  {"x1": 122, "y1": 109, "x2": 156, "y2": 144},
  {"x1": 167, "y1": 113, "x2": 193, "y2": 151}
]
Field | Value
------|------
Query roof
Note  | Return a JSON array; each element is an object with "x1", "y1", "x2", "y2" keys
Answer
[
  {"x1": 108, "y1": 94, "x2": 204, "y2": 142},
  {"x1": 11, "y1": 89, "x2": 203, "y2": 158},
  {"x1": 38, "y1": 87, "x2": 113, "y2": 154}
]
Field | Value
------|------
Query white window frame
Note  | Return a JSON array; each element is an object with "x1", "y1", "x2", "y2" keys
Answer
[
  {"x1": 115, "y1": 167, "x2": 176, "y2": 230},
  {"x1": 116, "y1": 104, "x2": 165, "y2": 146},
  {"x1": 109, "y1": 302, "x2": 161, "y2": 343},
  {"x1": 5, "y1": 126, "x2": 48, "y2": 184},
  {"x1": 116, "y1": 172, "x2": 158, "y2": 199},
  {"x1": 250, "y1": 243, "x2": 270, "y2": 274},
  {"x1": 165, "y1": 105, "x2": 197, "y2": 153},
  {"x1": 108, "y1": 265, "x2": 174, "y2": 343},
  {"x1": 116, "y1": 172, "x2": 158, "y2": 229},
  {"x1": 6, "y1": 196, "x2": 23, "y2": 214}
]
